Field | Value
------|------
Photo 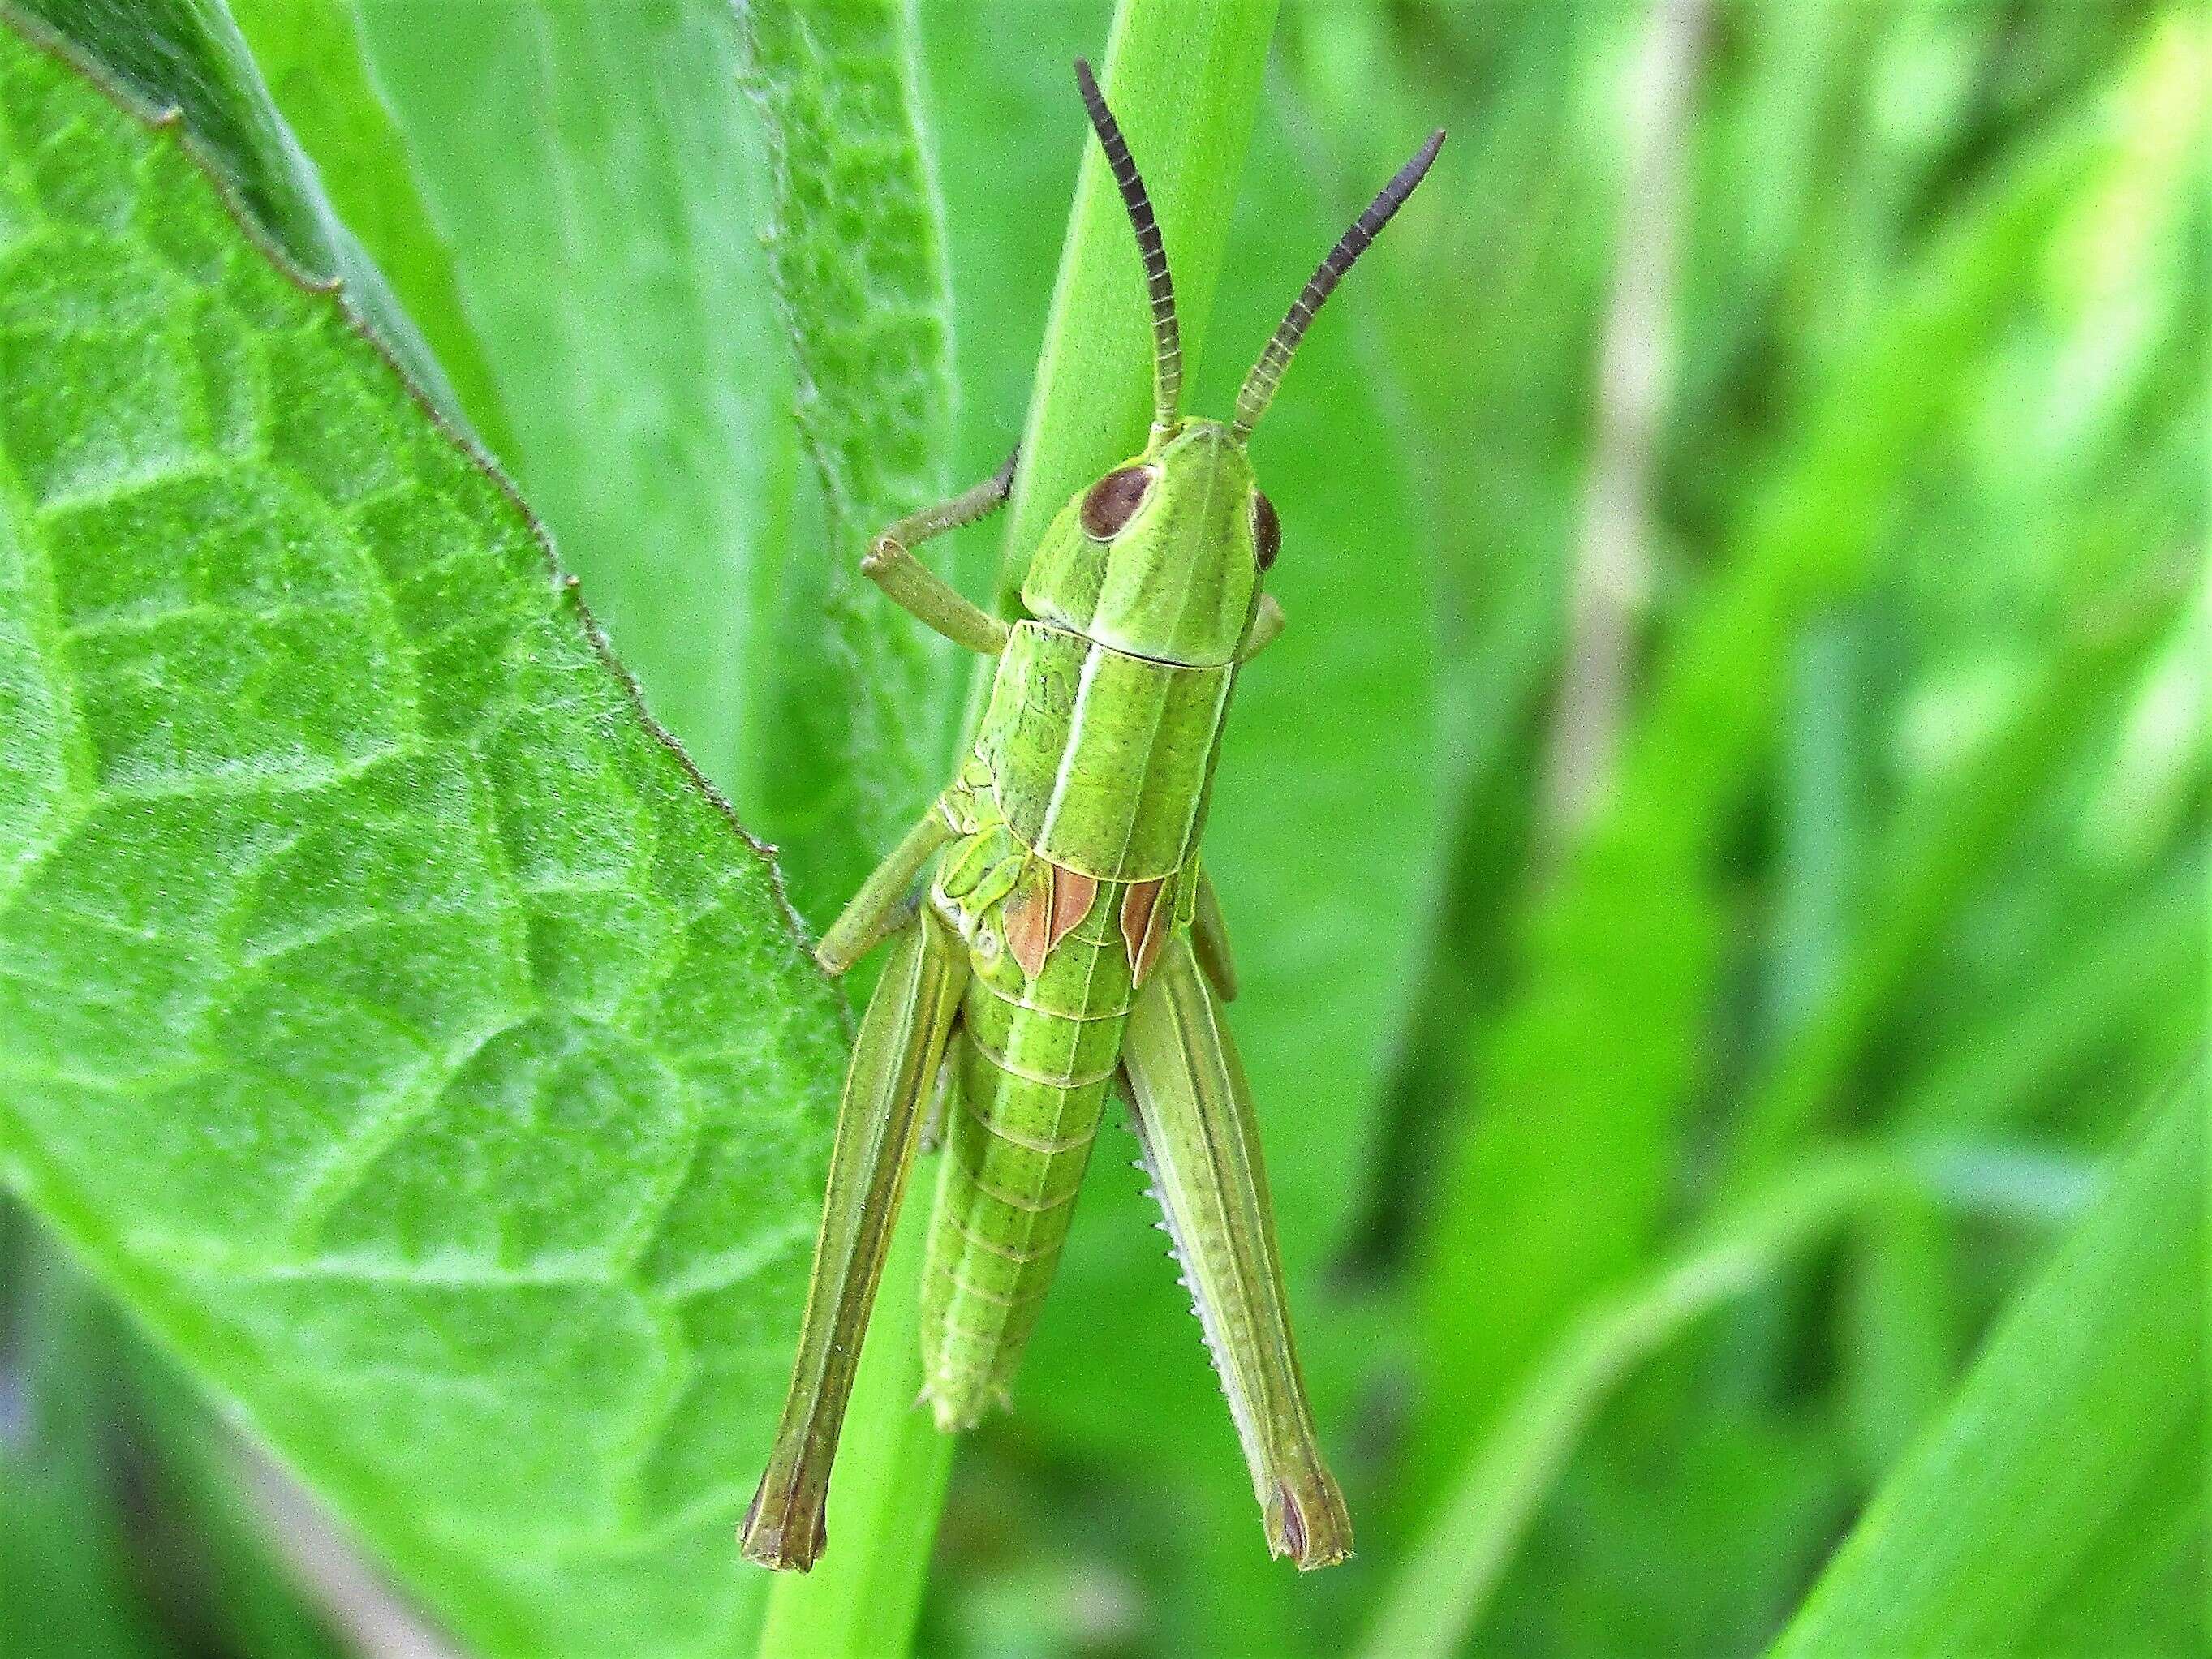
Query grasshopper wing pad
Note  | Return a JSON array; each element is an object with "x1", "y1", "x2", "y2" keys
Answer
[
  {"x1": 1119, "y1": 937, "x2": 1352, "y2": 1569},
  {"x1": 742, "y1": 912, "x2": 967, "y2": 1571}
]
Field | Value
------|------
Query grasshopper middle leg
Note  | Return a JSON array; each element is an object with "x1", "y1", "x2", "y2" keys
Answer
[{"x1": 816, "y1": 810, "x2": 955, "y2": 976}]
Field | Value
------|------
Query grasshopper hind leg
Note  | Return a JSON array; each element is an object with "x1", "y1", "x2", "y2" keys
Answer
[
  {"x1": 742, "y1": 910, "x2": 966, "y2": 1571},
  {"x1": 1120, "y1": 935, "x2": 1352, "y2": 1570}
]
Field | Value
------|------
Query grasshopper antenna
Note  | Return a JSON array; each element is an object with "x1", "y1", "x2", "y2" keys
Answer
[
  {"x1": 1231, "y1": 129, "x2": 1445, "y2": 445},
  {"x1": 1075, "y1": 58, "x2": 1182, "y2": 434}
]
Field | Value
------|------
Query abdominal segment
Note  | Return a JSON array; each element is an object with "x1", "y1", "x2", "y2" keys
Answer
[{"x1": 920, "y1": 870, "x2": 1135, "y2": 1429}]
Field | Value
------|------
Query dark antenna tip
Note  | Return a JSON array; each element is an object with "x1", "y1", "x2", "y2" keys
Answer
[
  {"x1": 1231, "y1": 127, "x2": 1447, "y2": 443},
  {"x1": 1074, "y1": 57, "x2": 1183, "y2": 432}
]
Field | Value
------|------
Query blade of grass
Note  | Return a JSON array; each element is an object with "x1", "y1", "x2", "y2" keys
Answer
[
  {"x1": 1365, "y1": 1152, "x2": 1905, "y2": 1659},
  {"x1": 988, "y1": 0, "x2": 1279, "y2": 619},
  {"x1": 1364, "y1": 1122, "x2": 2125, "y2": 1659},
  {"x1": 1768, "y1": 1077, "x2": 2205, "y2": 1657},
  {"x1": 1835, "y1": 1185, "x2": 1960, "y2": 1478},
  {"x1": 226, "y1": 0, "x2": 514, "y2": 458},
  {"x1": 754, "y1": 1201, "x2": 946, "y2": 1659}
]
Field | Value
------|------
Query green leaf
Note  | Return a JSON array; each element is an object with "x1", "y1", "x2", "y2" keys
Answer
[
  {"x1": 1769, "y1": 1081, "x2": 2206, "y2": 1657},
  {"x1": 734, "y1": 0, "x2": 962, "y2": 920},
  {"x1": 223, "y1": 0, "x2": 515, "y2": 458},
  {"x1": 0, "y1": 22, "x2": 847, "y2": 1657},
  {"x1": 13, "y1": 0, "x2": 467, "y2": 429},
  {"x1": 350, "y1": 0, "x2": 819, "y2": 849}
]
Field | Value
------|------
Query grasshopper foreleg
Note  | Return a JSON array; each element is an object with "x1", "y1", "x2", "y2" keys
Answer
[
  {"x1": 862, "y1": 450, "x2": 1019, "y2": 655},
  {"x1": 742, "y1": 911, "x2": 967, "y2": 1571},
  {"x1": 1120, "y1": 934, "x2": 1351, "y2": 1571}
]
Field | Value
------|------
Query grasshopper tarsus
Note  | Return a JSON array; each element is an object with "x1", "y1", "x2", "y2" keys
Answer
[
  {"x1": 738, "y1": 1479, "x2": 827, "y2": 1573},
  {"x1": 1268, "y1": 1472, "x2": 1354, "y2": 1572}
]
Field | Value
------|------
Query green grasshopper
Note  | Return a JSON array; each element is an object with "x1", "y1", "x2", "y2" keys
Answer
[{"x1": 742, "y1": 59, "x2": 1441, "y2": 1575}]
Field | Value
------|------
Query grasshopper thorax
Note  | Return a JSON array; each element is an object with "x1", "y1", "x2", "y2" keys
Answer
[{"x1": 1021, "y1": 420, "x2": 1270, "y2": 669}]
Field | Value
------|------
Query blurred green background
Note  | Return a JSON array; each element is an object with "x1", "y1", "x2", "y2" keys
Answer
[{"x1": 1, "y1": 1, "x2": 2202, "y2": 1656}]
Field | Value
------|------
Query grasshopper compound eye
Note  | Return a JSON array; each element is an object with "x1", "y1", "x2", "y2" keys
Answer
[
  {"x1": 1250, "y1": 492, "x2": 1280, "y2": 571},
  {"x1": 1081, "y1": 465, "x2": 1155, "y2": 539}
]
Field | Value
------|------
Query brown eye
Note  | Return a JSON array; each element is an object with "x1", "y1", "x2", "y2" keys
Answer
[
  {"x1": 1251, "y1": 491, "x2": 1280, "y2": 571},
  {"x1": 1080, "y1": 466, "x2": 1155, "y2": 539}
]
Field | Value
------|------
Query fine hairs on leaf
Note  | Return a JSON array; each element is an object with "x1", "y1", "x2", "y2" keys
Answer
[
  {"x1": 342, "y1": 0, "x2": 799, "y2": 815},
  {"x1": 1769, "y1": 1082, "x2": 2205, "y2": 1657},
  {"x1": 0, "y1": 19, "x2": 846, "y2": 1657},
  {"x1": 737, "y1": 0, "x2": 962, "y2": 930}
]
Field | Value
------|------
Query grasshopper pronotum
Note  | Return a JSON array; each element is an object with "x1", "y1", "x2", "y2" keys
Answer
[{"x1": 743, "y1": 58, "x2": 1441, "y2": 1575}]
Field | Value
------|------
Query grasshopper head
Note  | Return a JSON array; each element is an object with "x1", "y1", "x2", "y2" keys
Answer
[
  {"x1": 1021, "y1": 419, "x2": 1272, "y2": 668},
  {"x1": 1034, "y1": 62, "x2": 1441, "y2": 668}
]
